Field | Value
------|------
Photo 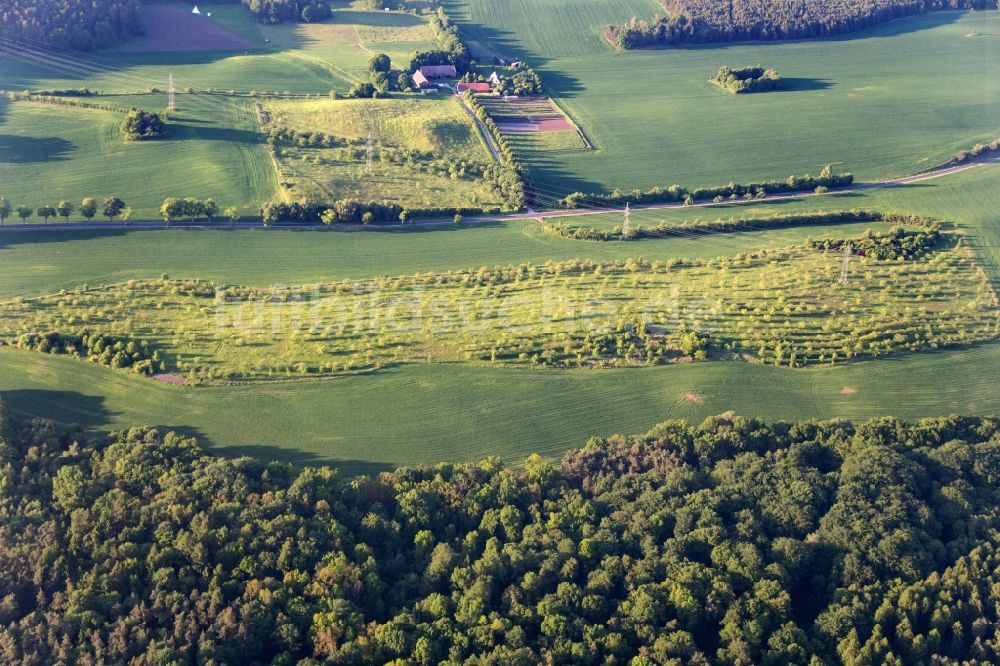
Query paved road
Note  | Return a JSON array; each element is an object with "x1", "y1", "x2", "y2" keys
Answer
[{"x1": 2, "y1": 153, "x2": 997, "y2": 233}]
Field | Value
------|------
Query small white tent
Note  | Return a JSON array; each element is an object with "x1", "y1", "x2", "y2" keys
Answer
[{"x1": 192, "y1": 5, "x2": 201, "y2": 14}]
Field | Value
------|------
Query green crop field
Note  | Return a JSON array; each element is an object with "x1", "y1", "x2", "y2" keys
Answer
[
  {"x1": 5, "y1": 339, "x2": 1000, "y2": 474},
  {"x1": 0, "y1": 95, "x2": 276, "y2": 219},
  {"x1": 447, "y1": 4, "x2": 1000, "y2": 195}
]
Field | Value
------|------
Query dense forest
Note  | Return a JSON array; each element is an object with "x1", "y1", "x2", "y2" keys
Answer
[
  {"x1": 2, "y1": 400, "x2": 1000, "y2": 664},
  {"x1": 608, "y1": 0, "x2": 999, "y2": 48},
  {"x1": 0, "y1": 0, "x2": 144, "y2": 51}
]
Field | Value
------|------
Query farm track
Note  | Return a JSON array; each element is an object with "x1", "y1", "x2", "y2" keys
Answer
[
  {"x1": 3, "y1": 152, "x2": 998, "y2": 232},
  {"x1": 458, "y1": 96, "x2": 501, "y2": 164}
]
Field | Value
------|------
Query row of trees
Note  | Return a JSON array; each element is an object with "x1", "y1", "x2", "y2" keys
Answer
[
  {"x1": 0, "y1": 0, "x2": 144, "y2": 51},
  {"x1": 159, "y1": 197, "x2": 239, "y2": 224},
  {"x1": 2, "y1": 404, "x2": 1000, "y2": 663},
  {"x1": 0, "y1": 196, "x2": 126, "y2": 223},
  {"x1": 260, "y1": 199, "x2": 482, "y2": 226},
  {"x1": 466, "y1": 93, "x2": 529, "y2": 210},
  {"x1": 559, "y1": 165, "x2": 854, "y2": 208},
  {"x1": 608, "y1": 0, "x2": 998, "y2": 48},
  {"x1": 541, "y1": 209, "x2": 894, "y2": 242}
]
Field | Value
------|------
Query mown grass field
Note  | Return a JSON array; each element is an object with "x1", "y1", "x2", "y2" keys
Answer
[
  {"x1": 0, "y1": 95, "x2": 276, "y2": 219},
  {"x1": 446, "y1": 5, "x2": 1000, "y2": 195}
]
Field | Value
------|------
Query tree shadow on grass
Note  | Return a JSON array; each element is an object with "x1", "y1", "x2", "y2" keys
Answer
[
  {"x1": 0, "y1": 227, "x2": 132, "y2": 250},
  {"x1": 774, "y1": 77, "x2": 834, "y2": 92},
  {"x1": 0, "y1": 135, "x2": 75, "y2": 163},
  {"x1": 1, "y1": 389, "x2": 115, "y2": 430},
  {"x1": 222, "y1": 443, "x2": 396, "y2": 477}
]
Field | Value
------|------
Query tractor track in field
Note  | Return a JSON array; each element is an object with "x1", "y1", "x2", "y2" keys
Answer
[{"x1": 3, "y1": 152, "x2": 997, "y2": 232}]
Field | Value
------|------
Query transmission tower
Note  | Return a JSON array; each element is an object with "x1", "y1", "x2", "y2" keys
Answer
[
  {"x1": 838, "y1": 242, "x2": 853, "y2": 285},
  {"x1": 167, "y1": 73, "x2": 176, "y2": 112},
  {"x1": 621, "y1": 202, "x2": 632, "y2": 239},
  {"x1": 365, "y1": 131, "x2": 374, "y2": 175}
]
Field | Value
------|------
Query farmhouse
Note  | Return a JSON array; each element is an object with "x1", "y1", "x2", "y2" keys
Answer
[
  {"x1": 412, "y1": 64, "x2": 457, "y2": 88},
  {"x1": 457, "y1": 82, "x2": 491, "y2": 94}
]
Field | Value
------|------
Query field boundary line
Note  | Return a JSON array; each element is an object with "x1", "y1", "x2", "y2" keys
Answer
[{"x1": 547, "y1": 97, "x2": 593, "y2": 150}]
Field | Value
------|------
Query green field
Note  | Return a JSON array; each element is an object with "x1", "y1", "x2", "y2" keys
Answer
[
  {"x1": 0, "y1": 164, "x2": 998, "y2": 471},
  {"x1": 0, "y1": 96, "x2": 276, "y2": 219},
  {"x1": 5, "y1": 341, "x2": 1000, "y2": 474},
  {"x1": 447, "y1": 4, "x2": 1000, "y2": 195}
]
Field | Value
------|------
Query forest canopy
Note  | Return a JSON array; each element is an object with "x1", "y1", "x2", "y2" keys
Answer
[
  {"x1": 2, "y1": 400, "x2": 1000, "y2": 664},
  {"x1": 608, "y1": 0, "x2": 999, "y2": 49},
  {"x1": 0, "y1": 0, "x2": 144, "y2": 51}
]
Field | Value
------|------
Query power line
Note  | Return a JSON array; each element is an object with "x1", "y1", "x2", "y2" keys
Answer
[
  {"x1": 168, "y1": 73, "x2": 175, "y2": 112},
  {"x1": 365, "y1": 131, "x2": 374, "y2": 175}
]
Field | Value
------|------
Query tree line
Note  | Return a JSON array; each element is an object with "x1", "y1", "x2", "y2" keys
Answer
[
  {"x1": 541, "y1": 209, "x2": 902, "y2": 242},
  {"x1": 0, "y1": 196, "x2": 126, "y2": 223},
  {"x1": 240, "y1": 0, "x2": 331, "y2": 24},
  {"x1": 1, "y1": 403, "x2": 1000, "y2": 663},
  {"x1": 607, "y1": 0, "x2": 998, "y2": 49},
  {"x1": 0, "y1": 0, "x2": 144, "y2": 51},
  {"x1": 559, "y1": 166, "x2": 854, "y2": 208}
]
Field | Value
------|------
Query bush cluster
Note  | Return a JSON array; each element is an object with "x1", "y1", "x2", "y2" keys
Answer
[
  {"x1": 121, "y1": 107, "x2": 167, "y2": 141},
  {"x1": 10, "y1": 330, "x2": 161, "y2": 374},
  {"x1": 811, "y1": 225, "x2": 941, "y2": 260},
  {"x1": 709, "y1": 65, "x2": 781, "y2": 93}
]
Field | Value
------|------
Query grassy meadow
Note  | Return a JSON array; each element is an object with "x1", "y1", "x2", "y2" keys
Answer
[
  {"x1": 447, "y1": 4, "x2": 1000, "y2": 195},
  {"x1": 263, "y1": 96, "x2": 501, "y2": 207},
  {"x1": 4, "y1": 225, "x2": 992, "y2": 381},
  {"x1": 0, "y1": 95, "x2": 276, "y2": 219}
]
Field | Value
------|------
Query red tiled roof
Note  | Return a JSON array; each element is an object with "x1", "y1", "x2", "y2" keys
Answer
[{"x1": 457, "y1": 82, "x2": 491, "y2": 93}]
